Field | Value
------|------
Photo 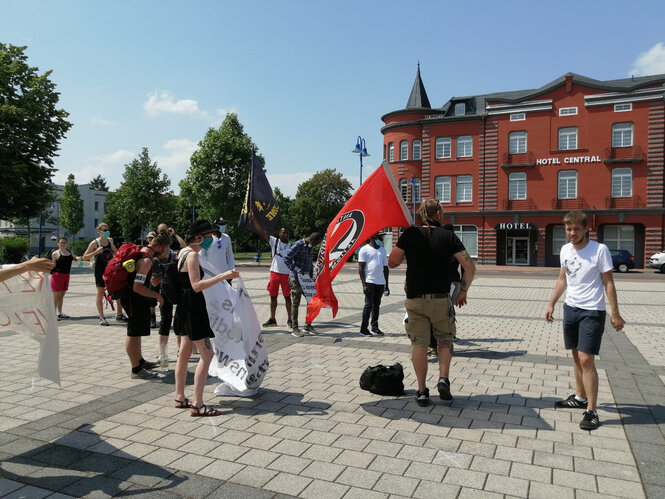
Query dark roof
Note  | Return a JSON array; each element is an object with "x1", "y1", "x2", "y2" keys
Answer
[{"x1": 406, "y1": 63, "x2": 431, "y2": 109}]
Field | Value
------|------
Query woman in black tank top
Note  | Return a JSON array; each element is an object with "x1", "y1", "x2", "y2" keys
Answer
[{"x1": 50, "y1": 237, "x2": 78, "y2": 319}]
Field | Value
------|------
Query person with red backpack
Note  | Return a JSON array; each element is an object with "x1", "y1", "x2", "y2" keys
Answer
[{"x1": 115, "y1": 231, "x2": 171, "y2": 380}]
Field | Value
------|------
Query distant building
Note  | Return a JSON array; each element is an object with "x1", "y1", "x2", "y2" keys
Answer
[
  {"x1": 382, "y1": 66, "x2": 665, "y2": 268},
  {"x1": 0, "y1": 183, "x2": 109, "y2": 254}
]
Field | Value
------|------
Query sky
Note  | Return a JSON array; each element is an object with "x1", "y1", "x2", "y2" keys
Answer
[{"x1": 3, "y1": 0, "x2": 665, "y2": 197}]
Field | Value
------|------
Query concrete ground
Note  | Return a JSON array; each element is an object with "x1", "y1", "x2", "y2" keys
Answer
[{"x1": 1, "y1": 264, "x2": 664, "y2": 498}]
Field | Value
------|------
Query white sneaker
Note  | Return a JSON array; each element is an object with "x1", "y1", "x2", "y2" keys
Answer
[
  {"x1": 292, "y1": 326, "x2": 304, "y2": 337},
  {"x1": 303, "y1": 324, "x2": 320, "y2": 335}
]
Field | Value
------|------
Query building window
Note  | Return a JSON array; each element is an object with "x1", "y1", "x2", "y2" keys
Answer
[
  {"x1": 508, "y1": 172, "x2": 527, "y2": 200},
  {"x1": 612, "y1": 168, "x2": 632, "y2": 197},
  {"x1": 552, "y1": 226, "x2": 566, "y2": 255},
  {"x1": 604, "y1": 225, "x2": 635, "y2": 254},
  {"x1": 558, "y1": 127, "x2": 578, "y2": 150},
  {"x1": 399, "y1": 179, "x2": 408, "y2": 202},
  {"x1": 412, "y1": 140, "x2": 421, "y2": 160},
  {"x1": 612, "y1": 122, "x2": 633, "y2": 147},
  {"x1": 614, "y1": 103, "x2": 632, "y2": 112},
  {"x1": 558, "y1": 170, "x2": 577, "y2": 199},
  {"x1": 509, "y1": 131, "x2": 527, "y2": 154},
  {"x1": 456, "y1": 175, "x2": 473, "y2": 203},
  {"x1": 411, "y1": 178, "x2": 421, "y2": 203},
  {"x1": 388, "y1": 142, "x2": 394, "y2": 162},
  {"x1": 383, "y1": 144, "x2": 386, "y2": 159},
  {"x1": 434, "y1": 176, "x2": 451, "y2": 203},
  {"x1": 94, "y1": 218, "x2": 99, "y2": 228},
  {"x1": 435, "y1": 137, "x2": 451, "y2": 159},
  {"x1": 400, "y1": 140, "x2": 408, "y2": 161},
  {"x1": 457, "y1": 135, "x2": 473, "y2": 158},
  {"x1": 454, "y1": 102, "x2": 466, "y2": 116},
  {"x1": 399, "y1": 178, "x2": 420, "y2": 203},
  {"x1": 94, "y1": 201, "x2": 99, "y2": 211},
  {"x1": 559, "y1": 107, "x2": 578, "y2": 116},
  {"x1": 453, "y1": 225, "x2": 478, "y2": 258},
  {"x1": 510, "y1": 113, "x2": 525, "y2": 121}
]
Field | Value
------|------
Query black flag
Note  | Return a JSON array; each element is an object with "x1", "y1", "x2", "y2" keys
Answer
[{"x1": 238, "y1": 154, "x2": 280, "y2": 235}]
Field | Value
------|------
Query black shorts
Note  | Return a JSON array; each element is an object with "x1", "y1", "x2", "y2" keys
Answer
[
  {"x1": 94, "y1": 271, "x2": 105, "y2": 288},
  {"x1": 563, "y1": 303, "x2": 606, "y2": 355},
  {"x1": 120, "y1": 292, "x2": 152, "y2": 337}
]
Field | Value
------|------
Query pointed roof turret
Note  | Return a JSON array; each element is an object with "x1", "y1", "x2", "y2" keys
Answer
[{"x1": 406, "y1": 62, "x2": 431, "y2": 109}]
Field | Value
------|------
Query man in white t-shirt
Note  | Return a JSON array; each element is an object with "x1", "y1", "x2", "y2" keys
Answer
[
  {"x1": 545, "y1": 211, "x2": 625, "y2": 431},
  {"x1": 200, "y1": 217, "x2": 235, "y2": 281},
  {"x1": 249, "y1": 211, "x2": 293, "y2": 328},
  {"x1": 358, "y1": 233, "x2": 390, "y2": 337}
]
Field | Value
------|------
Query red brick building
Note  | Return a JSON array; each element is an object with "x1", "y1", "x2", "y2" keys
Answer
[{"x1": 382, "y1": 66, "x2": 665, "y2": 268}]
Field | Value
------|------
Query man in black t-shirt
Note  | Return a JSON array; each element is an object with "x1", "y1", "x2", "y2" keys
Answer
[{"x1": 389, "y1": 199, "x2": 476, "y2": 407}]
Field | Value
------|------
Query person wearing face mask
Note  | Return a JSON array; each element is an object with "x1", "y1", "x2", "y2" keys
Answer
[
  {"x1": 200, "y1": 216, "x2": 235, "y2": 284},
  {"x1": 358, "y1": 233, "x2": 390, "y2": 337},
  {"x1": 82, "y1": 223, "x2": 127, "y2": 326},
  {"x1": 173, "y1": 220, "x2": 239, "y2": 416}
]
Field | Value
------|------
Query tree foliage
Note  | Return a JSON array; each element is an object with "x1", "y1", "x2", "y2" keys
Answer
[
  {"x1": 291, "y1": 169, "x2": 353, "y2": 237},
  {"x1": 59, "y1": 174, "x2": 84, "y2": 237},
  {"x1": 104, "y1": 148, "x2": 173, "y2": 242},
  {"x1": 0, "y1": 43, "x2": 72, "y2": 220},
  {"x1": 89, "y1": 174, "x2": 108, "y2": 191},
  {"x1": 273, "y1": 187, "x2": 294, "y2": 233},
  {"x1": 180, "y1": 113, "x2": 263, "y2": 250}
]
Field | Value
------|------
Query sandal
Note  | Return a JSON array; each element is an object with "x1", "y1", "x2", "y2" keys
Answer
[
  {"x1": 174, "y1": 398, "x2": 192, "y2": 409},
  {"x1": 190, "y1": 404, "x2": 222, "y2": 417}
]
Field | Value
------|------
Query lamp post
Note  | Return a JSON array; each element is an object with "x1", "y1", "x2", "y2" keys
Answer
[
  {"x1": 351, "y1": 136, "x2": 370, "y2": 186},
  {"x1": 410, "y1": 174, "x2": 416, "y2": 224}
]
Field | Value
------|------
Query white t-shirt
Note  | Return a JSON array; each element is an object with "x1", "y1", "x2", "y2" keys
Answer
[
  {"x1": 560, "y1": 239, "x2": 613, "y2": 310},
  {"x1": 269, "y1": 235, "x2": 292, "y2": 275},
  {"x1": 200, "y1": 233, "x2": 235, "y2": 274},
  {"x1": 358, "y1": 244, "x2": 388, "y2": 285}
]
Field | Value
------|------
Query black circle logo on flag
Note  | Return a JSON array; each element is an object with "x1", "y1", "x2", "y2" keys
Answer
[{"x1": 328, "y1": 209, "x2": 365, "y2": 272}]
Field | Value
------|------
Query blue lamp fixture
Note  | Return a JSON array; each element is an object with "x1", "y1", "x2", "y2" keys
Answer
[{"x1": 351, "y1": 136, "x2": 370, "y2": 185}]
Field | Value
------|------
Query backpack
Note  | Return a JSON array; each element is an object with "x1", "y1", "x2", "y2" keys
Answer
[
  {"x1": 103, "y1": 243, "x2": 145, "y2": 299},
  {"x1": 160, "y1": 250, "x2": 190, "y2": 305},
  {"x1": 359, "y1": 363, "x2": 405, "y2": 396}
]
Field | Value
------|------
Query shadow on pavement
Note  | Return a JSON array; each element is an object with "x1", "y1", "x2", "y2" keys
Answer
[
  {"x1": 222, "y1": 387, "x2": 331, "y2": 416},
  {"x1": 598, "y1": 403, "x2": 665, "y2": 426}
]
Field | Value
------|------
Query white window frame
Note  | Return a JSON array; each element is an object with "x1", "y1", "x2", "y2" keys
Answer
[
  {"x1": 435, "y1": 137, "x2": 451, "y2": 159},
  {"x1": 612, "y1": 122, "x2": 633, "y2": 147},
  {"x1": 388, "y1": 142, "x2": 394, "y2": 162},
  {"x1": 552, "y1": 226, "x2": 566, "y2": 255},
  {"x1": 453, "y1": 224, "x2": 478, "y2": 258},
  {"x1": 603, "y1": 225, "x2": 635, "y2": 255},
  {"x1": 614, "y1": 103, "x2": 632, "y2": 112},
  {"x1": 400, "y1": 140, "x2": 408, "y2": 161},
  {"x1": 454, "y1": 102, "x2": 466, "y2": 116},
  {"x1": 457, "y1": 135, "x2": 473, "y2": 158},
  {"x1": 612, "y1": 167, "x2": 633, "y2": 198},
  {"x1": 434, "y1": 176, "x2": 451, "y2": 203},
  {"x1": 509, "y1": 131, "x2": 527, "y2": 154},
  {"x1": 399, "y1": 179, "x2": 408, "y2": 202},
  {"x1": 559, "y1": 107, "x2": 578, "y2": 116},
  {"x1": 412, "y1": 140, "x2": 421, "y2": 160},
  {"x1": 558, "y1": 170, "x2": 577, "y2": 199},
  {"x1": 558, "y1": 127, "x2": 578, "y2": 151},
  {"x1": 508, "y1": 172, "x2": 527, "y2": 200},
  {"x1": 456, "y1": 175, "x2": 473, "y2": 203},
  {"x1": 510, "y1": 113, "x2": 526, "y2": 121}
]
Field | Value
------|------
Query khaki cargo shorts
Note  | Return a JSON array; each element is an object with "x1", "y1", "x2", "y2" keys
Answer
[{"x1": 405, "y1": 294, "x2": 456, "y2": 348}]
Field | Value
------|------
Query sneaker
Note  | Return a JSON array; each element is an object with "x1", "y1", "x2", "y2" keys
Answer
[
  {"x1": 371, "y1": 328, "x2": 385, "y2": 337},
  {"x1": 59, "y1": 313, "x2": 70, "y2": 319},
  {"x1": 99, "y1": 318, "x2": 109, "y2": 326},
  {"x1": 131, "y1": 368, "x2": 159, "y2": 380},
  {"x1": 416, "y1": 388, "x2": 430, "y2": 407},
  {"x1": 142, "y1": 360, "x2": 159, "y2": 370},
  {"x1": 359, "y1": 329, "x2": 373, "y2": 337},
  {"x1": 115, "y1": 315, "x2": 129, "y2": 322},
  {"x1": 150, "y1": 318, "x2": 158, "y2": 329},
  {"x1": 291, "y1": 327, "x2": 304, "y2": 337},
  {"x1": 427, "y1": 347, "x2": 438, "y2": 357},
  {"x1": 57, "y1": 315, "x2": 61, "y2": 321},
  {"x1": 579, "y1": 410, "x2": 600, "y2": 430},
  {"x1": 437, "y1": 378, "x2": 453, "y2": 401},
  {"x1": 287, "y1": 318, "x2": 293, "y2": 328},
  {"x1": 263, "y1": 318, "x2": 278, "y2": 328},
  {"x1": 555, "y1": 394, "x2": 588, "y2": 409},
  {"x1": 303, "y1": 324, "x2": 320, "y2": 335},
  {"x1": 159, "y1": 355, "x2": 169, "y2": 370}
]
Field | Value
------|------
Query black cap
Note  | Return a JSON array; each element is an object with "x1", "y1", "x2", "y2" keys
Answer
[
  {"x1": 188, "y1": 220, "x2": 216, "y2": 237},
  {"x1": 213, "y1": 217, "x2": 228, "y2": 226}
]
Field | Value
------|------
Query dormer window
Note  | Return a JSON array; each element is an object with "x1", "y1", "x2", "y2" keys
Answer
[{"x1": 454, "y1": 102, "x2": 466, "y2": 116}]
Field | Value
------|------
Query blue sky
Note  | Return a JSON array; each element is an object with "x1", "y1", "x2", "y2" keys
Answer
[{"x1": 3, "y1": 0, "x2": 665, "y2": 197}]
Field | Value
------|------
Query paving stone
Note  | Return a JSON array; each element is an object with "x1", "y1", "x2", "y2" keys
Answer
[
  {"x1": 403, "y1": 461, "x2": 447, "y2": 482},
  {"x1": 412, "y1": 479, "x2": 460, "y2": 498},
  {"x1": 509, "y1": 462, "x2": 552, "y2": 484},
  {"x1": 494, "y1": 445, "x2": 533, "y2": 464},
  {"x1": 301, "y1": 443, "x2": 343, "y2": 462},
  {"x1": 270, "y1": 438, "x2": 311, "y2": 456},
  {"x1": 342, "y1": 486, "x2": 388, "y2": 499},
  {"x1": 263, "y1": 471, "x2": 312, "y2": 496},
  {"x1": 484, "y1": 473, "x2": 530, "y2": 497},
  {"x1": 300, "y1": 460, "x2": 346, "y2": 481},
  {"x1": 469, "y1": 455, "x2": 511, "y2": 476},
  {"x1": 336, "y1": 466, "x2": 382, "y2": 489},
  {"x1": 532, "y1": 450, "x2": 574, "y2": 470},
  {"x1": 574, "y1": 456, "x2": 641, "y2": 482},
  {"x1": 168, "y1": 453, "x2": 214, "y2": 474},
  {"x1": 553, "y1": 469, "x2": 597, "y2": 492},
  {"x1": 267, "y1": 454, "x2": 311, "y2": 474},
  {"x1": 228, "y1": 465, "x2": 278, "y2": 488},
  {"x1": 3, "y1": 485, "x2": 54, "y2": 499},
  {"x1": 334, "y1": 449, "x2": 376, "y2": 468},
  {"x1": 300, "y1": 478, "x2": 350, "y2": 499},
  {"x1": 372, "y1": 473, "x2": 419, "y2": 496},
  {"x1": 443, "y1": 468, "x2": 487, "y2": 489},
  {"x1": 528, "y1": 481, "x2": 575, "y2": 499}
]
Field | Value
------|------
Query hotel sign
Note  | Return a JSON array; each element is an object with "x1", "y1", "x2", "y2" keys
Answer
[
  {"x1": 496, "y1": 222, "x2": 536, "y2": 230},
  {"x1": 535, "y1": 155, "x2": 602, "y2": 165}
]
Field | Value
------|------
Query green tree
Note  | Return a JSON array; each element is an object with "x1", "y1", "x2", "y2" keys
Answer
[
  {"x1": 89, "y1": 174, "x2": 108, "y2": 191},
  {"x1": 291, "y1": 169, "x2": 353, "y2": 237},
  {"x1": 0, "y1": 44, "x2": 72, "y2": 220},
  {"x1": 180, "y1": 113, "x2": 263, "y2": 250},
  {"x1": 59, "y1": 174, "x2": 84, "y2": 238},
  {"x1": 105, "y1": 148, "x2": 173, "y2": 242},
  {"x1": 273, "y1": 187, "x2": 294, "y2": 234}
]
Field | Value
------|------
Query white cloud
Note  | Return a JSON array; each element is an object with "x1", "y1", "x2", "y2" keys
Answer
[
  {"x1": 154, "y1": 139, "x2": 199, "y2": 173},
  {"x1": 266, "y1": 172, "x2": 316, "y2": 198},
  {"x1": 99, "y1": 149, "x2": 135, "y2": 165},
  {"x1": 51, "y1": 166, "x2": 104, "y2": 186},
  {"x1": 629, "y1": 42, "x2": 665, "y2": 76},
  {"x1": 144, "y1": 90, "x2": 207, "y2": 117},
  {"x1": 91, "y1": 117, "x2": 113, "y2": 126}
]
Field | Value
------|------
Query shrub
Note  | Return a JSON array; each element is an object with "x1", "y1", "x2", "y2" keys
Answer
[
  {"x1": 0, "y1": 237, "x2": 30, "y2": 264},
  {"x1": 71, "y1": 239, "x2": 89, "y2": 257}
]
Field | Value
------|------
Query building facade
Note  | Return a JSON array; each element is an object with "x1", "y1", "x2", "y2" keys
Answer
[
  {"x1": 0, "y1": 183, "x2": 109, "y2": 254},
  {"x1": 382, "y1": 67, "x2": 665, "y2": 268}
]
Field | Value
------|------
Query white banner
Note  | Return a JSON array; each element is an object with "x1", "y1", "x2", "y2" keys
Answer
[
  {"x1": 297, "y1": 273, "x2": 316, "y2": 303},
  {"x1": 200, "y1": 260, "x2": 268, "y2": 396},
  {"x1": 0, "y1": 267, "x2": 60, "y2": 385}
]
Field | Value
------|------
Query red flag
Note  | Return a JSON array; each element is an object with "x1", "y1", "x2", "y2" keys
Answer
[{"x1": 306, "y1": 161, "x2": 411, "y2": 323}]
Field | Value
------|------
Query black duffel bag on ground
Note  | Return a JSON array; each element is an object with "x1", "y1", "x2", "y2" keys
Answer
[{"x1": 359, "y1": 363, "x2": 405, "y2": 396}]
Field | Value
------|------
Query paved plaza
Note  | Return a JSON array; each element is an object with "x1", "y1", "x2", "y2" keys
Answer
[{"x1": 1, "y1": 264, "x2": 664, "y2": 498}]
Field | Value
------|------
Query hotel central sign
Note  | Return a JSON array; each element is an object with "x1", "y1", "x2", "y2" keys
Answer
[{"x1": 536, "y1": 155, "x2": 602, "y2": 165}]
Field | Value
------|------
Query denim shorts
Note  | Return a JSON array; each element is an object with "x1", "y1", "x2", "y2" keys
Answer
[{"x1": 563, "y1": 303, "x2": 606, "y2": 355}]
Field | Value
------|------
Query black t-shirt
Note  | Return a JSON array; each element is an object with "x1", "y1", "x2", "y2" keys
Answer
[{"x1": 396, "y1": 225, "x2": 466, "y2": 298}]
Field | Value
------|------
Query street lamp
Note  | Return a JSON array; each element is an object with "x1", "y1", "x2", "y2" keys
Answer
[
  {"x1": 410, "y1": 174, "x2": 416, "y2": 224},
  {"x1": 351, "y1": 136, "x2": 370, "y2": 186}
]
